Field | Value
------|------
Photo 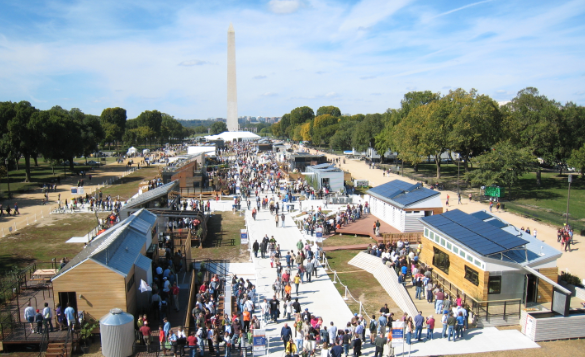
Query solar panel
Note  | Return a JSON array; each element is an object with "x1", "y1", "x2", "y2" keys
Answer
[
  {"x1": 367, "y1": 179, "x2": 440, "y2": 206},
  {"x1": 422, "y1": 209, "x2": 529, "y2": 256},
  {"x1": 471, "y1": 211, "x2": 492, "y2": 221}
]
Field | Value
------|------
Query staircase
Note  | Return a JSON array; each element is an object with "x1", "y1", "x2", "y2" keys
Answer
[{"x1": 45, "y1": 342, "x2": 72, "y2": 357}]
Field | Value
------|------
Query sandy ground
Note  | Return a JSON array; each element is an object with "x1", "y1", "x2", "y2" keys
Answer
[
  {"x1": 0, "y1": 159, "x2": 143, "y2": 237},
  {"x1": 314, "y1": 150, "x2": 585, "y2": 280}
]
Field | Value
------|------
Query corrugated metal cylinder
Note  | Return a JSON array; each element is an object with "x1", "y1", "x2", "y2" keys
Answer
[{"x1": 100, "y1": 308, "x2": 134, "y2": 357}]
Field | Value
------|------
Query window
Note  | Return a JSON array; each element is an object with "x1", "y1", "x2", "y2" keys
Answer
[
  {"x1": 126, "y1": 274, "x2": 135, "y2": 292},
  {"x1": 430, "y1": 232, "x2": 435, "y2": 240},
  {"x1": 474, "y1": 259, "x2": 482, "y2": 267},
  {"x1": 464, "y1": 266, "x2": 479, "y2": 286},
  {"x1": 447, "y1": 242, "x2": 452, "y2": 250},
  {"x1": 488, "y1": 276, "x2": 502, "y2": 294},
  {"x1": 440, "y1": 238, "x2": 446, "y2": 246},
  {"x1": 467, "y1": 255, "x2": 473, "y2": 263},
  {"x1": 459, "y1": 250, "x2": 466, "y2": 259},
  {"x1": 432, "y1": 247, "x2": 450, "y2": 274},
  {"x1": 435, "y1": 234, "x2": 440, "y2": 243},
  {"x1": 453, "y1": 246, "x2": 459, "y2": 254},
  {"x1": 424, "y1": 228, "x2": 429, "y2": 238}
]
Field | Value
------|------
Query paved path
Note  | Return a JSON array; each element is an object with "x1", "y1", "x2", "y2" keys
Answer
[
  {"x1": 316, "y1": 151, "x2": 585, "y2": 280},
  {"x1": 212, "y1": 193, "x2": 540, "y2": 357}
]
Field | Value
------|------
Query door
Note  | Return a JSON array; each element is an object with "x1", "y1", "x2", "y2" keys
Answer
[
  {"x1": 58, "y1": 292, "x2": 78, "y2": 314},
  {"x1": 525, "y1": 274, "x2": 538, "y2": 304}
]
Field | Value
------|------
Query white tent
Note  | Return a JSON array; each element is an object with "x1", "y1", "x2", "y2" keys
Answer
[
  {"x1": 204, "y1": 131, "x2": 261, "y2": 142},
  {"x1": 127, "y1": 147, "x2": 137, "y2": 155},
  {"x1": 187, "y1": 146, "x2": 216, "y2": 156}
]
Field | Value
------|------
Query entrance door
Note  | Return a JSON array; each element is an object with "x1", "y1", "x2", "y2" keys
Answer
[
  {"x1": 58, "y1": 292, "x2": 78, "y2": 314},
  {"x1": 525, "y1": 274, "x2": 538, "y2": 304}
]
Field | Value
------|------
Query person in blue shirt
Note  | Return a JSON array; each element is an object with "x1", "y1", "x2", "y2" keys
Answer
[
  {"x1": 280, "y1": 323, "x2": 293, "y2": 349},
  {"x1": 455, "y1": 312, "x2": 465, "y2": 339},
  {"x1": 64, "y1": 303, "x2": 76, "y2": 331}
]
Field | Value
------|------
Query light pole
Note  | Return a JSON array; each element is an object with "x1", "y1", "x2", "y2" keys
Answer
[
  {"x1": 4, "y1": 159, "x2": 11, "y2": 199},
  {"x1": 456, "y1": 153, "x2": 461, "y2": 196},
  {"x1": 566, "y1": 174, "x2": 573, "y2": 226}
]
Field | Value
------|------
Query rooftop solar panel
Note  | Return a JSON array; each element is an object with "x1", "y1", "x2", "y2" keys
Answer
[
  {"x1": 367, "y1": 180, "x2": 440, "y2": 207},
  {"x1": 421, "y1": 209, "x2": 529, "y2": 256},
  {"x1": 470, "y1": 211, "x2": 492, "y2": 221}
]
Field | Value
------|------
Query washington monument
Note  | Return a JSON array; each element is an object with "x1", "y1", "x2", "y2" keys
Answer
[{"x1": 227, "y1": 23, "x2": 238, "y2": 132}]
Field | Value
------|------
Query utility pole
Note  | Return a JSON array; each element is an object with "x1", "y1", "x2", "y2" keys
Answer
[{"x1": 566, "y1": 174, "x2": 572, "y2": 226}]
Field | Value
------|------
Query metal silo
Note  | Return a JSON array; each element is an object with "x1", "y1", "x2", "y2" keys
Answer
[{"x1": 100, "y1": 308, "x2": 134, "y2": 357}]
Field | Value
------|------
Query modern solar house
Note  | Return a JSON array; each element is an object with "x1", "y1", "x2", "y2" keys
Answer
[
  {"x1": 305, "y1": 163, "x2": 345, "y2": 191},
  {"x1": 420, "y1": 209, "x2": 563, "y2": 305},
  {"x1": 52, "y1": 209, "x2": 158, "y2": 319},
  {"x1": 120, "y1": 181, "x2": 180, "y2": 218},
  {"x1": 365, "y1": 180, "x2": 443, "y2": 232}
]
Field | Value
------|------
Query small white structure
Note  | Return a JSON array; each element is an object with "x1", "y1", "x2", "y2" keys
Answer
[
  {"x1": 305, "y1": 163, "x2": 345, "y2": 191},
  {"x1": 142, "y1": 149, "x2": 150, "y2": 155},
  {"x1": 100, "y1": 308, "x2": 134, "y2": 357},
  {"x1": 365, "y1": 179, "x2": 442, "y2": 232},
  {"x1": 127, "y1": 147, "x2": 137, "y2": 156},
  {"x1": 187, "y1": 146, "x2": 216, "y2": 156},
  {"x1": 204, "y1": 131, "x2": 261, "y2": 142}
]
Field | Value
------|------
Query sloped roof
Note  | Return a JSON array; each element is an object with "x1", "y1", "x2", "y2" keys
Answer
[
  {"x1": 135, "y1": 255, "x2": 152, "y2": 272},
  {"x1": 123, "y1": 181, "x2": 178, "y2": 209},
  {"x1": 52, "y1": 208, "x2": 156, "y2": 280},
  {"x1": 367, "y1": 180, "x2": 440, "y2": 208}
]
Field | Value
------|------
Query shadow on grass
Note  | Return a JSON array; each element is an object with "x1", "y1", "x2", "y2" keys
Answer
[{"x1": 0, "y1": 254, "x2": 35, "y2": 276}]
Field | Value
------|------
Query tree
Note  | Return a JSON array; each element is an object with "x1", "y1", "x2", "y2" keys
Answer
[
  {"x1": 80, "y1": 114, "x2": 106, "y2": 161},
  {"x1": 558, "y1": 102, "x2": 585, "y2": 172},
  {"x1": 391, "y1": 107, "x2": 427, "y2": 172},
  {"x1": 568, "y1": 143, "x2": 585, "y2": 178},
  {"x1": 279, "y1": 114, "x2": 290, "y2": 136},
  {"x1": 289, "y1": 106, "x2": 314, "y2": 127},
  {"x1": 445, "y1": 89, "x2": 502, "y2": 173},
  {"x1": 400, "y1": 91, "x2": 441, "y2": 120},
  {"x1": 316, "y1": 106, "x2": 341, "y2": 117},
  {"x1": 210, "y1": 121, "x2": 227, "y2": 135},
  {"x1": 312, "y1": 114, "x2": 339, "y2": 146},
  {"x1": 37, "y1": 106, "x2": 84, "y2": 171},
  {"x1": 271, "y1": 122, "x2": 282, "y2": 137},
  {"x1": 300, "y1": 121, "x2": 312, "y2": 142},
  {"x1": 467, "y1": 140, "x2": 535, "y2": 199},
  {"x1": 100, "y1": 107, "x2": 127, "y2": 143},
  {"x1": 502, "y1": 87, "x2": 562, "y2": 185},
  {"x1": 136, "y1": 110, "x2": 163, "y2": 139},
  {"x1": 330, "y1": 120, "x2": 357, "y2": 151},
  {"x1": 2, "y1": 101, "x2": 40, "y2": 182},
  {"x1": 161, "y1": 114, "x2": 185, "y2": 143},
  {"x1": 352, "y1": 113, "x2": 383, "y2": 152}
]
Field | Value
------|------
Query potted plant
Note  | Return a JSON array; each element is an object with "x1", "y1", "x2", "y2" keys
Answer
[{"x1": 79, "y1": 319, "x2": 100, "y2": 354}]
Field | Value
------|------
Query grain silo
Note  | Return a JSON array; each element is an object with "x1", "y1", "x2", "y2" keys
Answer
[{"x1": 100, "y1": 308, "x2": 134, "y2": 357}]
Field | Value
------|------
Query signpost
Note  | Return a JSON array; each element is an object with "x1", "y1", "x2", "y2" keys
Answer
[
  {"x1": 253, "y1": 329, "x2": 267, "y2": 356},
  {"x1": 241, "y1": 229, "x2": 248, "y2": 244}
]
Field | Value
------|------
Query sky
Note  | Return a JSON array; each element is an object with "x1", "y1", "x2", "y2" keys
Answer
[{"x1": 0, "y1": 0, "x2": 584, "y2": 119}]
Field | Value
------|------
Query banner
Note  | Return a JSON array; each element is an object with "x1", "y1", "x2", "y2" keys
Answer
[
  {"x1": 241, "y1": 229, "x2": 248, "y2": 244},
  {"x1": 391, "y1": 321, "x2": 404, "y2": 347},
  {"x1": 253, "y1": 329, "x2": 267, "y2": 356}
]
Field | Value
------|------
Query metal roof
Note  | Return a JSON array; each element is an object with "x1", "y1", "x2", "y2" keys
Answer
[
  {"x1": 421, "y1": 209, "x2": 529, "y2": 256},
  {"x1": 123, "y1": 181, "x2": 178, "y2": 209},
  {"x1": 135, "y1": 254, "x2": 152, "y2": 272},
  {"x1": 52, "y1": 209, "x2": 155, "y2": 280},
  {"x1": 366, "y1": 180, "x2": 440, "y2": 208}
]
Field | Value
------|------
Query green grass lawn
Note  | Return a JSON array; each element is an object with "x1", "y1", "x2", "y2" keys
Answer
[
  {"x1": 98, "y1": 166, "x2": 160, "y2": 200},
  {"x1": 0, "y1": 213, "x2": 109, "y2": 276},
  {"x1": 323, "y1": 234, "x2": 374, "y2": 247},
  {"x1": 191, "y1": 211, "x2": 247, "y2": 262},
  {"x1": 325, "y1": 249, "x2": 398, "y2": 316}
]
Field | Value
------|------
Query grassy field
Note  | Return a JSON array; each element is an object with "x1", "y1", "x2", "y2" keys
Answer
[
  {"x1": 98, "y1": 166, "x2": 160, "y2": 200},
  {"x1": 0, "y1": 157, "x2": 118, "y2": 197},
  {"x1": 323, "y1": 234, "x2": 374, "y2": 247},
  {"x1": 0, "y1": 214, "x2": 108, "y2": 275},
  {"x1": 191, "y1": 211, "x2": 248, "y2": 262},
  {"x1": 325, "y1": 249, "x2": 398, "y2": 317}
]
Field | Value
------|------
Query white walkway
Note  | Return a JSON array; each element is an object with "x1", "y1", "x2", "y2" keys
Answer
[{"x1": 212, "y1": 194, "x2": 540, "y2": 356}]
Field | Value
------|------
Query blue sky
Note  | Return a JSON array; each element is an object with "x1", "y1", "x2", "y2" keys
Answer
[{"x1": 0, "y1": 0, "x2": 584, "y2": 119}]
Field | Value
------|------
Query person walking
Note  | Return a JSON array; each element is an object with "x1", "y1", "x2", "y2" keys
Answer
[
  {"x1": 24, "y1": 303, "x2": 35, "y2": 334},
  {"x1": 414, "y1": 311, "x2": 424, "y2": 342},
  {"x1": 43, "y1": 302, "x2": 54, "y2": 332},
  {"x1": 253, "y1": 240, "x2": 259, "y2": 258},
  {"x1": 373, "y1": 333, "x2": 387, "y2": 357},
  {"x1": 275, "y1": 214, "x2": 279, "y2": 227},
  {"x1": 64, "y1": 303, "x2": 76, "y2": 331},
  {"x1": 426, "y1": 315, "x2": 435, "y2": 340},
  {"x1": 281, "y1": 213, "x2": 285, "y2": 227}
]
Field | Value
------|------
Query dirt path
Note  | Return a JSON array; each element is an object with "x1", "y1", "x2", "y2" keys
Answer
[
  {"x1": 0, "y1": 159, "x2": 145, "y2": 237},
  {"x1": 313, "y1": 150, "x2": 585, "y2": 280}
]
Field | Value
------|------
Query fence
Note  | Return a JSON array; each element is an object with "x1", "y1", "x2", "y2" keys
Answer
[{"x1": 1, "y1": 168, "x2": 138, "y2": 238}]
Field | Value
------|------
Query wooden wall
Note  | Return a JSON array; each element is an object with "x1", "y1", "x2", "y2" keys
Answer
[
  {"x1": 420, "y1": 238, "x2": 489, "y2": 301},
  {"x1": 52, "y1": 260, "x2": 127, "y2": 319},
  {"x1": 536, "y1": 267, "x2": 558, "y2": 304},
  {"x1": 125, "y1": 265, "x2": 137, "y2": 316}
]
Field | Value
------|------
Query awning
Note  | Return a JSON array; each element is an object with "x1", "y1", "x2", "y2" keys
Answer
[{"x1": 523, "y1": 266, "x2": 571, "y2": 295}]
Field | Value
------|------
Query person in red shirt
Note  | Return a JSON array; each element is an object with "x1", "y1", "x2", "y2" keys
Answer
[
  {"x1": 426, "y1": 315, "x2": 435, "y2": 340},
  {"x1": 139, "y1": 321, "x2": 151, "y2": 349},
  {"x1": 171, "y1": 282, "x2": 180, "y2": 312},
  {"x1": 243, "y1": 310, "x2": 251, "y2": 332},
  {"x1": 186, "y1": 331, "x2": 197, "y2": 357}
]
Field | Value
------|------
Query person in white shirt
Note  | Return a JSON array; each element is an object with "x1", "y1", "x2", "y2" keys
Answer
[
  {"x1": 42, "y1": 302, "x2": 54, "y2": 332},
  {"x1": 260, "y1": 299, "x2": 269, "y2": 324},
  {"x1": 24, "y1": 303, "x2": 35, "y2": 333}
]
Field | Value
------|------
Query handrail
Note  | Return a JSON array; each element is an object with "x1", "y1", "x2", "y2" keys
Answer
[{"x1": 37, "y1": 328, "x2": 49, "y2": 357}]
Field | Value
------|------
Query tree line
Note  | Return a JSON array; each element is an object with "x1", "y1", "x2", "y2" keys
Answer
[
  {"x1": 272, "y1": 87, "x2": 585, "y2": 193},
  {"x1": 0, "y1": 102, "x2": 192, "y2": 182}
]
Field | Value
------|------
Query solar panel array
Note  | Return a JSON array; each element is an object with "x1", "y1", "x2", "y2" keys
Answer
[
  {"x1": 471, "y1": 211, "x2": 492, "y2": 221},
  {"x1": 367, "y1": 180, "x2": 439, "y2": 207},
  {"x1": 422, "y1": 209, "x2": 528, "y2": 256},
  {"x1": 486, "y1": 219, "x2": 508, "y2": 228}
]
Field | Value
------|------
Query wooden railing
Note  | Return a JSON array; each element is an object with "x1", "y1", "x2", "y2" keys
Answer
[{"x1": 381, "y1": 232, "x2": 422, "y2": 244}]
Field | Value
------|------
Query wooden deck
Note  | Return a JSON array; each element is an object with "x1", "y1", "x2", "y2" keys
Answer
[
  {"x1": 322, "y1": 244, "x2": 370, "y2": 252},
  {"x1": 334, "y1": 214, "x2": 400, "y2": 240}
]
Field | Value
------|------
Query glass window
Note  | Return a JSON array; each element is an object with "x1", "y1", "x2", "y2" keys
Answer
[
  {"x1": 474, "y1": 259, "x2": 482, "y2": 267},
  {"x1": 453, "y1": 246, "x2": 459, "y2": 254},
  {"x1": 459, "y1": 250, "x2": 465, "y2": 259},
  {"x1": 467, "y1": 255, "x2": 473, "y2": 262},
  {"x1": 488, "y1": 276, "x2": 502, "y2": 294},
  {"x1": 435, "y1": 234, "x2": 440, "y2": 243},
  {"x1": 464, "y1": 266, "x2": 479, "y2": 286},
  {"x1": 447, "y1": 242, "x2": 452, "y2": 250},
  {"x1": 424, "y1": 228, "x2": 429, "y2": 237},
  {"x1": 440, "y1": 238, "x2": 446, "y2": 246},
  {"x1": 432, "y1": 247, "x2": 450, "y2": 274},
  {"x1": 430, "y1": 232, "x2": 435, "y2": 240}
]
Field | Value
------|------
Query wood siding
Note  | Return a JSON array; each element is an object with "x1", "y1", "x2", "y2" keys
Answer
[
  {"x1": 125, "y1": 265, "x2": 137, "y2": 316},
  {"x1": 536, "y1": 267, "x2": 558, "y2": 304},
  {"x1": 420, "y1": 238, "x2": 489, "y2": 301},
  {"x1": 52, "y1": 260, "x2": 127, "y2": 319}
]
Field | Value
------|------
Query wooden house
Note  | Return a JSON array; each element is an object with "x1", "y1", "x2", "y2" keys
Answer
[
  {"x1": 365, "y1": 180, "x2": 443, "y2": 232},
  {"x1": 51, "y1": 209, "x2": 157, "y2": 319},
  {"x1": 419, "y1": 209, "x2": 564, "y2": 305}
]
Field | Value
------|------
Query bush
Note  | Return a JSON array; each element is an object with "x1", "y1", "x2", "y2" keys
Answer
[{"x1": 560, "y1": 271, "x2": 584, "y2": 287}]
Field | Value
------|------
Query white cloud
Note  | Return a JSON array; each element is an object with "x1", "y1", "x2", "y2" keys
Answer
[
  {"x1": 339, "y1": 0, "x2": 412, "y2": 32},
  {"x1": 268, "y1": 0, "x2": 301, "y2": 14},
  {"x1": 262, "y1": 92, "x2": 278, "y2": 97},
  {"x1": 178, "y1": 60, "x2": 214, "y2": 66},
  {"x1": 325, "y1": 92, "x2": 339, "y2": 98}
]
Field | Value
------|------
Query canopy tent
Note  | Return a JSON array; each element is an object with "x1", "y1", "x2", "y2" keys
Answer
[
  {"x1": 204, "y1": 131, "x2": 261, "y2": 142},
  {"x1": 127, "y1": 147, "x2": 138, "y2": 155}
]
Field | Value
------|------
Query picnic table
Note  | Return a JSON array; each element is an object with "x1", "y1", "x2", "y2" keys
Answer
[{"x1": 31, "y1": 269, "x2": 58, "y2": 282}]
